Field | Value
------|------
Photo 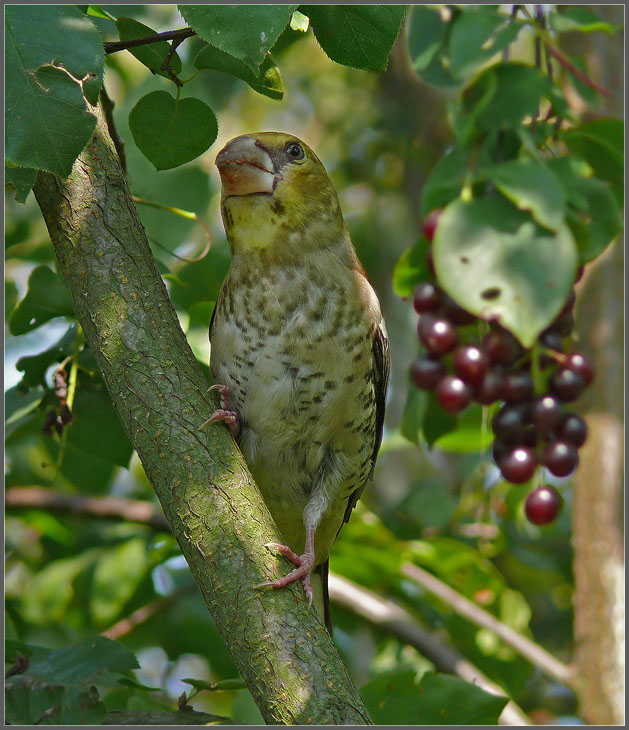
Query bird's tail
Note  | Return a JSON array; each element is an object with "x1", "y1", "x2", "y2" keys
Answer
[{"x1": 313, "y1": 560, "x2": 332, "y2": 635}]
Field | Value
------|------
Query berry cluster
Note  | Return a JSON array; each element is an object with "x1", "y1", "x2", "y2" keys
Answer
[{"x1": 409, "y1": 211, "x2": 593, "y2": 526}]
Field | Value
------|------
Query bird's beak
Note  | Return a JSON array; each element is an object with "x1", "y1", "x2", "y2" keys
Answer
[{"x1": 216, "y1": 136, "x2": 280, "y2": 197}]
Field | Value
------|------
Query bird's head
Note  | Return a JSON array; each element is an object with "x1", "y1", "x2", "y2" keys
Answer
[{"x1": 215, "y1": 132, "x2": 345, "y2": 259}]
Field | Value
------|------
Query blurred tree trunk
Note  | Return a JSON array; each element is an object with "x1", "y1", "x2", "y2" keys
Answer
[{"x1": 562, "y1": 6, "x2": 625, "y2": 725}]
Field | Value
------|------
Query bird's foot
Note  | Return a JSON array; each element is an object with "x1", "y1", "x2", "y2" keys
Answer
[
  {"x1": 199, "y1": 384, "x2": 240, "y2": 437},
  {"x1": 257, "y1": 543, "x2": 316, "y2": 605}
]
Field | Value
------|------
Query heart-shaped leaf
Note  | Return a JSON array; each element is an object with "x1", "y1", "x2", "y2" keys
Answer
[
  {"x1": 129, "y1": 91, "x2": 218, "y2": 171},
  {"x1": 433, "y1": 197, "x2": 578, "y2": 347}
]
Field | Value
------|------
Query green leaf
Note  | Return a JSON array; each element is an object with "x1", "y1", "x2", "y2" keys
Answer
[
  {"x1": 28, "y1": 637, "x2": 139, "y2": 685},
  {"x1": 182, "y1": 677, "x2": 246, "y2": 691},
  {"x1": 547, "y1": 157, "x2": 623, "y2": 264},
  {"x1": 188, "y1": 301, "x2": 215, "y2": 328},
  {"x1": 65, "y1": 373, "x2": 134, "y2": 469},
  {"x1": 563, "y1": 119, "x2": 624, "y2": 207},
  {"x1": 5, "y1": 165, "x2": 37, "y2": 203},
  {"x1": 21, "y1": 553, "x2": 98, "y2": 625},
  {"x1": 194, "y1": 45, "x2": 284, "y2": 100},
  {"x1": 129, "y1": 91, "x2": 218, "y2": 171},
  {"x1": 361, "y1": 670, "x2": 507, "y2": 724},
  {"x1": 16, "y1": 325, "x2": 78, "y2": 388},
  {"x1": 178, "y1": 4, "x2": 296, "y2": 72},
  {"x1": 550, "y1": 7, "x2": 621, "y2": 35},
  {"x1": 104, "y1": 709, "x2": 232, "y2": 725},
  {"x1": 420, "y1": 147, "x2": 466, "y2": 217},
  {"x1": 567, "y1": 178, "x2": 623, "y2": 264},
  {"x1": 303, "y1": 5, "x2": 406, "y2": 72},
  {"x1": 449, "y1": 7, "x2": 522, "y2": 80},
  {"x1": 407, "y1": 5, "x2": 459, "y2": 88},
  {"x1": 481, "y1": 158, "x2": 565, "y2": 231},
  {"x1": 400, "y1": 387, "x2": 428, "y2": 444},
  {"x1": 434, "y1": 404, "x2": 493, "y2": 454},
  {"x1": 392, "y1": 237, "x2": 431, "y2": 297},
  {"x1": 9, "y1": 266, "x2": 75, "y2": 336},
  {"x1": 5, "y1": 676, "x2": 66, "y2": 726},
  {"x1": 5, "y1": 5, "x2": 103, "y2": 176},
  {"x1": 115, "y1": 17, "x2": 182, "y2": 79},
  {"x1": 455, "y1": 63, "x2": 549, "y2": 144},
  {"x1": 91, "y1": 538, "x2": 149, "y2": 624},
  {"x1": 423, "y1": 392, "x2": 458, "y2": 448},
  {"x1": 433, "y1": 197, "x2": 578, "y2": 347},
  {"x1": 5, "y1": 386, "x2": 45, "y2": 438},
  {"x1": 417, "y1": 673, "x2": 507, "y2": 724},
  {"x1": 87, "y1": 5, "x2": 117, "y2": 21}
]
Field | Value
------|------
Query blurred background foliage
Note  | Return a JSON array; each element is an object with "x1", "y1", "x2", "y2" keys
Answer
[{"x1": 5, "y1": 4, "x2": 623, "y2": 725}]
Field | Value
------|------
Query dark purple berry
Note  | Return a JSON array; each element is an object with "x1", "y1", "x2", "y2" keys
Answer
[
  {"x1": 565, "y1": 352, "x2": 594, "y2": 387},
  {"x1": 492, "y1": 404, "x2": 527, "y2": 442},
  {"x1": 550, "y1": 368, "x2": 585, "y2": 402},
  {"x1": 435, "y1": 375, "x2": 472, "y2": 413},
  {"x1": 503, "y1": 371, "x2": 534, "y2": 403},
  {"x1": 525, "y1": 486, "x2": 563, "y2": 525},
  {"x1": 474, "y1": 369, "x2": 504, "y2": 405},
  {"x1": 543, "y1": 441, "x2": 578, "y2": 477},
  {"x1": 557, "y1": 413, "x2": 587, "y2": 448},
  {"x1": 491, "y1": 438, "x2": 509, "y2": 465},
  {"x1": 422, "y1": 209, "x2": 443, "y2": 243},
  {"x1": 442, "y1": 294, "x2": 476, "y2": 325},
  {"x1": 532, "y1": 396, "x2": 563, "y2": 435},
  {"x1": 499, "y1": 447, "x2": 537, "y2": 484},
  {"x1": 418, "y1": 316, "x2": 458, "y2": 356},
  {"x1": 540, "y1": 330, "x2": 564, "y2": 352},
  {"x1": 453, "y1": 346, "x2": 488, "y2": 387},
  {"x1": 558, "y1": 290, "x2": 576, "y2": 318},
  {"x1": 483, "y1": 329, "x2": 523, "y2": 366},
  {"x1": 548, "y1": 311, "x2": 574, "y2": 336},
  {"x1": 410, "y1": 356, "x2": 445, "y2": 390},
  {"x1": 413, "y1": 282, "x2": 441, "y2": 314}
]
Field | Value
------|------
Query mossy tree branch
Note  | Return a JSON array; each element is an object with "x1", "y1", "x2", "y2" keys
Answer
[{"x1": 32, "y1": 100, "x2": 371, "y2": 726}]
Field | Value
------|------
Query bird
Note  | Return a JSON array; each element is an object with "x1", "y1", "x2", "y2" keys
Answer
[{"x1": 202, "y1": 132, "x2": 389, "y2": 632}]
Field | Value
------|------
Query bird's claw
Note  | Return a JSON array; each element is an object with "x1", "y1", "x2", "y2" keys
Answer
[
  {"x1": 200, "y1": 384, "x2": 240, "y2": 437},
  {"x1": 258, "y1": 545, "x2": 316, "y2": 605}
]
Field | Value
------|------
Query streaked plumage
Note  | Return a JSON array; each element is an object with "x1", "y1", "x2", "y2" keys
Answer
[{"x1": 206, "y1": 132, "x2": 389, "y2": 630}]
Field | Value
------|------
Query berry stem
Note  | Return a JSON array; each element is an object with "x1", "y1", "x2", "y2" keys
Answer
[{"x1": 530, "y1": 340, "x2": 545, "y2": 395}]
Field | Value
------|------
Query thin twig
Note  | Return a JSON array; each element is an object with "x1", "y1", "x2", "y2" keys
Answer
[
  {"x1": 104, "y1": 28, "x2": 196, "y2": 55},
  {"x1": 99, "y1": 88, "x2": 127, "y2": 173},
  {"x1": 5, "y1": 487, "x2": 170, "y2": 531},
  {"x1": 401, "y1": 562, "x2": 575, "y2": 687},
  {"x1": 329, "y1": 574, "x2": 532, "y2": 726},
  {"x1": 160, "y1": 36, "x2": 186, "y2": 87}
]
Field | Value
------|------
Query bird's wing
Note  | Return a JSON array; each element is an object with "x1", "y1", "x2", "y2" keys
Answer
[{"x1": 341, "y1": 314, "x2": 390, "y2": 526}]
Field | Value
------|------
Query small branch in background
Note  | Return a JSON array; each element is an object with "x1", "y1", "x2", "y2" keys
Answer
[
  {"x1": 401, "y1": 562, "x2": 575, "y2": 688},
  {"x1": 104, "y1": 28, "x2": 196, "y2": 55},
  {"x1": 5, "y1": 487, "x2": 170, "y2": 532},
  {"x1": 329, "y1": 574, "x2": 531, "y2": 726}
]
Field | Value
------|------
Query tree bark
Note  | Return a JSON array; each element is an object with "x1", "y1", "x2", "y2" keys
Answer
[
  {"x1": 33, "y1": 100, "x2": 371, "y2": 725},
  {"x1": 560, "y1": 6, "x2": 625, "y2": 724}
]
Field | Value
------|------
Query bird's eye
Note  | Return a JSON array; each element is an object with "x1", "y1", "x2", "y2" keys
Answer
[{"x1": 286, "y1": 142, "x2": 305, "y2": 161}]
